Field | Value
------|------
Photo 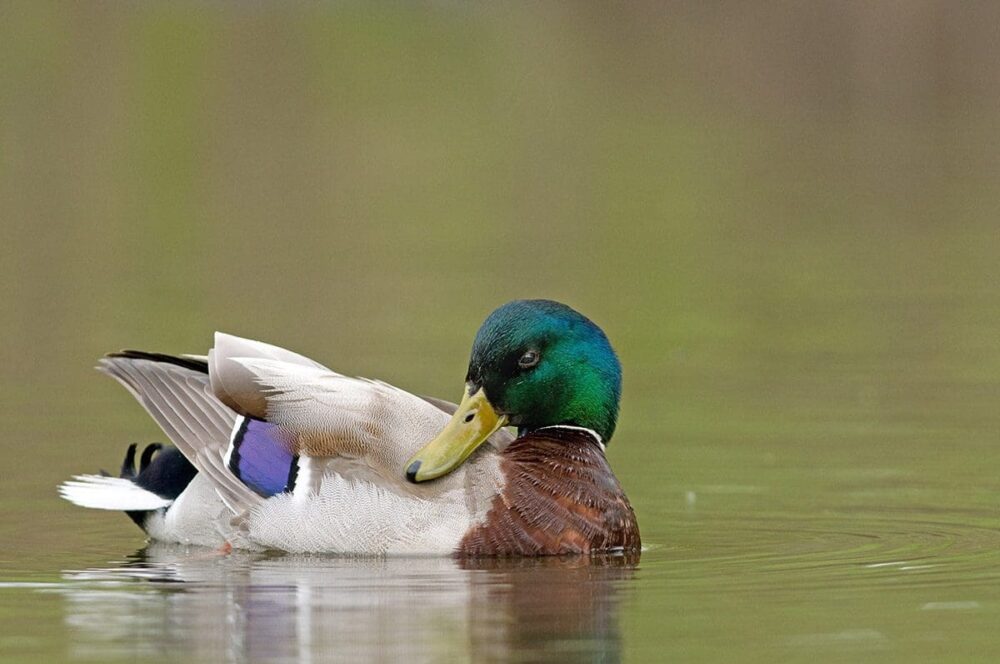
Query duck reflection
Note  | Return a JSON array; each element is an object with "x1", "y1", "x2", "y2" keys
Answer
[
  {"x1": 61, "y1": 544, "x2": 637, "y2": 663},
  {"x1": 463, "y1": 554, "x2": 638, "y2": 663}
]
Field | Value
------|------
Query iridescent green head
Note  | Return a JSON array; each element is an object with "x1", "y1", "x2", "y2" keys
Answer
[
  {"x1": 406, "y1": 299, "x2": 622, "y2": 483},
  {"x1": 466, "y1": 299, "x2": 622, "y2": 440}
]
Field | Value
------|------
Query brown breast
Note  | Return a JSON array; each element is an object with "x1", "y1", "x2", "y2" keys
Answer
[{"x1": 457, "y1": 427, "x2": 641, "y2": 556}]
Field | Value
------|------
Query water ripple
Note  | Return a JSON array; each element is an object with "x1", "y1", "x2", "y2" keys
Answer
[{"x1": 643, "y1": 508, "x2": 1000, "y2": 593}]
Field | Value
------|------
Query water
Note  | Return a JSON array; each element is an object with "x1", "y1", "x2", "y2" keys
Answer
[
  {"x1": 17, "y1": 549, "x2": 636, "y2": 663},
  {"x1": 4, "y1": 2, "x2": 1000, "y2": 662}
]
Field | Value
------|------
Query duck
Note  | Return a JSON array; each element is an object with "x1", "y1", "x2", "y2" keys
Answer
[{"x1": 59, "y1": 299, "x2": 640, "y2": 556}]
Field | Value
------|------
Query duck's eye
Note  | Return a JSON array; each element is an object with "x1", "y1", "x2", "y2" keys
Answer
[{"x1": 517, "y1": 349, "x2": 541, "y2": 369}]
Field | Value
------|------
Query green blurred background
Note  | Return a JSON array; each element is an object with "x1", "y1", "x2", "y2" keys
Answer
[
  {"x1": 4, "y1": 2, "x2": 1000, "y2": 661},
  {"x1": 5, "y1": 0, "x2": 1000, "y2": 574},
  {"x1": 5, "y1": 2, "x2": 998, "y2": 429}
]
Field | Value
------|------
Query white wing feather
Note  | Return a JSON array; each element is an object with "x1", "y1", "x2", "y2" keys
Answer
[{"x1": 227, "y1": 357, "x2": 456, "y2": 475}]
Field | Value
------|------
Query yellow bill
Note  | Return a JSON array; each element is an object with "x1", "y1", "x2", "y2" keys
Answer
[{"x1": 405, "y1": 386, "x2": 508, "y2": 483}]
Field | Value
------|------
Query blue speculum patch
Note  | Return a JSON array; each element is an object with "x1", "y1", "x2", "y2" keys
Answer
[{"x1": 228, "y1": 418, "x2": 297, "y2": 496}]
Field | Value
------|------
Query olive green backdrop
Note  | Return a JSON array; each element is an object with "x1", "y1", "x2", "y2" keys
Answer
[{"x1": 3, "y1": 3, "x2": 1000, "y2": 662}]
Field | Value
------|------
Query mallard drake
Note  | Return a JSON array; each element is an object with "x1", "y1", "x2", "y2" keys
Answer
[{"x1": 59, "y1": 300, "x2": 640, "y2": 556}]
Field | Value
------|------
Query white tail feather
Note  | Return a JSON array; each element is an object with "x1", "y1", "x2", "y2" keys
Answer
[{"x1": 58, "y1": 475, "x2": 172, "y2": 511}]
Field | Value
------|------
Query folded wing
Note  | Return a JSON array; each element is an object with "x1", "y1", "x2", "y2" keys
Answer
[
  {"x1": 93, "y1": 333, "x2": 510, "y2": 527},
  {"x1": 220, "y1": 357, "x2": 456, "y2": 484},
  {"x1": 97, "y1": 354, "x2": 261, "y2": 513}
]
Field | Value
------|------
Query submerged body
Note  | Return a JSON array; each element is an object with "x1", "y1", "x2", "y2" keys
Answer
[{"x1": 59, "y1": 300, "x2": 640, "y2": 556}]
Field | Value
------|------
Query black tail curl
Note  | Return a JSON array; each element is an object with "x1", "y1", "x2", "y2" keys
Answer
[{"x1": 115, "y1": 442, "x2": 198, "y2": 529}]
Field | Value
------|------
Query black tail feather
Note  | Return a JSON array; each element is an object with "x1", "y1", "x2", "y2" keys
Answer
[
  {"x1": 115, "y1": 442, "x2": 198, "y2": 530},
  {"x1": 139, "y1": 443, "x2": 163, "y2": 473},
  {"x1": 119, "y1": 443, "x2": 138, "y2": 479}
]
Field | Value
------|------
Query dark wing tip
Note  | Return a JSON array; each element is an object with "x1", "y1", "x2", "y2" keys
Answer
[{"x1": 105, "y1": 350, "x2": 209, "y2": 374}]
